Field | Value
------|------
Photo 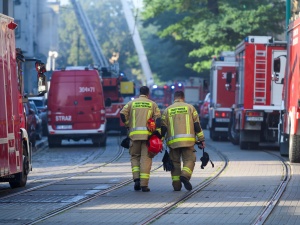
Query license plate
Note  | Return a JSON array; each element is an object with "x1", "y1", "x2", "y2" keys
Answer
[
  {"x1": 246, "y1": 117, "x2": 263, "y2": 122},
  {"x1": 56, "y1": 125, "x2": 72, "y2": 129}
]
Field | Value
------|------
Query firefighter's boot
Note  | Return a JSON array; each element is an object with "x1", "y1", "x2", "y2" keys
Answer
[
  {"x1": 134, "y1": 179, "x2": 141, "y2": 191},
  {"x1": 180, "y1": 176, "x2": 192, "y2": 191},
  {"x1": 172, "y1": 181, "x2": 182, "y2": 191},
  {"x1": 141, "y1": 186, "x2": 150, "y2": 192}
]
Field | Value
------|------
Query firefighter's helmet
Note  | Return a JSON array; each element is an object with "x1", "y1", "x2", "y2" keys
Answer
[
  {"x1": 147, "y1": 134, "x2": 162, "y2": 158},
  {"x1": 147, "y1": 118, "x2": 156, "y2": 132}
]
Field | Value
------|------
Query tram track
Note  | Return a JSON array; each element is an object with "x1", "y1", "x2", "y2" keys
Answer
[
  {"x1": 28, "y1": 144, "x2": 228, "y2": 225},
  {"x1": 137, "y1": 147, "x2": 291, "y2": 225},
  {"x1": 252, "y1": 151, "x2": 291, "y2": 225},
  {"x1": 138, "y1": 145, "x2": 228, "y2": 225},
  {"x1": 0, "y1": 135, "x2": 292, "y2": 225},
  {"x1": 0, "y1": 137, "x2": 122, "y2": 198}
]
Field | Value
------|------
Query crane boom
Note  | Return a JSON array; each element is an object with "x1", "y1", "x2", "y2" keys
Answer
[
  {"x1": 120, "y1": 0, "x2": 154, "y2": 86},
  {"x1": 70, "y1": 0, "x2": 109, "y2": 67}
]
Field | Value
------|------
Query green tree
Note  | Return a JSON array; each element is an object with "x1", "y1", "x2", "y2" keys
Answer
[
  {"x1": 57, "y1": 0, "x2": 140, "y2": 81},
  {"x1": 142, "y1": 0, "x2": 285, "y2": 79}
]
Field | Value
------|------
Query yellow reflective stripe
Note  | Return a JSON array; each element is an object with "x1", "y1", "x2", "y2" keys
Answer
[
  {"x1": 167, "y1": 137, "x2": 196, "y2": 145},
  {"x1": 129, "y1": 130, "x2": 151, "y2": 136},
  {"x1": 170, "y1": 117, "x2": 174, "y2": 137},
  {"x1": 147, "y1": 110, "x2": 152, "y2": 120},
  {"x1": 196, "y1": 131, "x2": 204, "y2": 138},
  {"x1": 133, "y1": 110, "x2": 136, "y2": 128},
  {"x1": 172, "y1": 176, "x2": 180, "y2": 181},
  {"x1": 140, "y1": 173, "x2": 150, "y2": 179},
  {"x1": 186, "y1": 114, "x2": 190, "y2": 134},
  {"x1": 193, "y1": 111, "x2": 198, "y2": 116},
  {"x1": 182, "y1": 166, "x2": 192, "y2": 175},
  {"x1": 132, "y1": 166, "x2": 140, "y2": 172}
]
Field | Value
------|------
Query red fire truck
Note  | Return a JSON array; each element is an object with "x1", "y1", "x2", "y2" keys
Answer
[
  {"x1": 100, "y1": 68, "x2": 135, "y2": 134},
  {"x1": 0, "y1": 14, "x2": 47, "y2": 188},
  {"x1": 277, "y1": 12, "x2": 300, "y2": 162},
  {"x1": 209, "y1": 51, "x2": 237, "y2": 141},
  {"x1": 150, "y1": 82, "x2": 186, "y2": 111},
  {"x1": 150, "y1": 84, "x2": 172, "y2": 111},
  {"x1": 227, "y1": 36, "x2": 287, "y2": 149}
]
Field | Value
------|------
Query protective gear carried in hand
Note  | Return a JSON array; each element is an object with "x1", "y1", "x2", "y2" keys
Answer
[
  {"x1": 121, "y1": 137, "x2": 130, "y2": 149},
  {"x1": 147, "y1": 118, "x2": 156, "y2": 132},
  {"x1": 146, "y1": 134, "x2": 162, "y2": 158},
  {"x1": 200, "y1": 148, "x2": 214, "y2": 169},
  {"x1": 196, "y1": 140, "x2": 205, "y2": 149},
  {"x1": 162, "y1": 149, "x2": 174, "y2": 171}
]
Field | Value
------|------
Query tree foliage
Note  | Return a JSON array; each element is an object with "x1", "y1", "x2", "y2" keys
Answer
[
  {"x1": 142, "y1": 0, "x2": 285, "y2": 80},
  {"x1": 57, "y1": 0, "x2": 140, "y2": 80}
]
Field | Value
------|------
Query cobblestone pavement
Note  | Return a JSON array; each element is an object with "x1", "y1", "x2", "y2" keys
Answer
[{"x1": 32, "y1": 131, "x2": 300, "y2": 225}]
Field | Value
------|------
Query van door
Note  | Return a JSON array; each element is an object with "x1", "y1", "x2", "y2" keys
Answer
[
  {"x1": 50, "y1": 71, "x2": 76, "y2": 130},
  {"x1": 75, "y1": 71, "x2": 102, "y2": 130}
]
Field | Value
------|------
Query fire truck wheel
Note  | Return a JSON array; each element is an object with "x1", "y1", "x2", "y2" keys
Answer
[
  {"x1": 209, "y1": 127, "x2": 218, "y2": 141},
  {"x1": 239, "y1": 131, "x2": 248, "y2": 150},
  {"x1": 289, "y1": 134, "x2": 300, "y2": 163},
  {"x1": 48, "y1": 136, "x2": 61, "y2": 148},
  {"x1": 92, "y1": 134, "x2": 107, "y2": 147},
  {"x1": 9, "y1": 155, "x2": 29, "y2": 189},
  {"x1": 279, "y1": 139, "x2": 289, "y2": 156},
  {"x1": 228, "y1": 117, "x2": 239, "y2": 145}
]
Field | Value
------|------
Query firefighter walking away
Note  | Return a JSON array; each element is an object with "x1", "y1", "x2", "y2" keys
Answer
[
  {"x1": 120, "y1": 86, "x2": 161, "y2": 192},
  {"x1": 161, "y1": 91, "x2": 205, "y2": 191}
]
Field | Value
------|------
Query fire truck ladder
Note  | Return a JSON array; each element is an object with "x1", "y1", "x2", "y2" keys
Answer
[
  {"x1": 253, "y1": 45, "x2": 267, "y2": 105},
  {"x1": 70, "y1": 0, "x2": 109, "y2": 67}
]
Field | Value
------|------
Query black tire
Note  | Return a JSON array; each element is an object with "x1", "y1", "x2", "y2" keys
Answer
[
  {"x1": 36, "y1": 129, "x2": 42, "y2": 140},
  {"x1": 289, "y1": 134, "x2": 300, "y2": 163},
  {"x1": 228, "y1": 115, "x2": 239, "y2": 145},
  {"x1": 280, "y1": 137, "x2": 289, "y2": 156},
  {"x1": 210, "y1": 126, "x2": 218, "y2": 141},
  {"x1": 48, "y1": 136, "x2": 61, "y2": 148},
  {"x1": 92, "y1": 133, "x2": 107, "y2": 147},
  {"x1": 100, "y1": 133, "x2": 107, "y2": 147},
  {"x1": 9, "y1": 153, "x2": 29, "y2": 188}
]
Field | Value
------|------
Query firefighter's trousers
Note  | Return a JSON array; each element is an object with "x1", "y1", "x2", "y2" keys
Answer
[
  {"x1": 169, "y1": 146, "x2": 196, "y2": 190},
  {"x1": 129, "y1": 140, "x2": 152, "y2": 187}
]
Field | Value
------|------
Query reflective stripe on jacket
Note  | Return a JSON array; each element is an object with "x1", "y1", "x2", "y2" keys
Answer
[
  {"x1": 162, "y1": 99, "x2": 204, "y2": 148},
  {"x1": 120, "y1": 95, "x2": 161, "y2": 141}
]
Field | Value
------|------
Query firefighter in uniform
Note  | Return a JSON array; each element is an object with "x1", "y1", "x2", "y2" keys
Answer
[
  {"x1": 120, "y1": 86, "x2": 161, "y2": 192},
  {"x1": 161, "y1": 90, "x2": 205, "y2": 191}
]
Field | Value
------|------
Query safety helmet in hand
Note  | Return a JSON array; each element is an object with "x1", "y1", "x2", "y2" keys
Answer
[
  {"x1": 146, "y1": 118, "x2": 156, "y2": 132},
  {"x1": 147, "y1": 134, "x2": 162, "y2": 154}
]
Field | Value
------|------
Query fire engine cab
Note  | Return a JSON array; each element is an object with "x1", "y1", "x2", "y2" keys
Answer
[
  {"x1": 227, "y1": 36, "x2": 287, "y2": 149},
  {"x1": 100, "y1": 68, "x2": 135, "y2": 134},
  {"x1": 277, "y1": 10, "x2": 300, "y2": 162},
  {"x1": 209, "y1": 51, "x2": 237, "y2": 141},
  {"x1": 0, "y1": 14, "x2": 47, "y2": 188}
]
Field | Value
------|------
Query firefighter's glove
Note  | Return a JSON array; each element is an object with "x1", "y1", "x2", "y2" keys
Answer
[
  {"x1": 162, "y1": 150, "x2": 174, "y2": 171},
  {"x1": 196, "y1": 140, "x2": 205, "y2": 149},
  {"x1": 200, "y1": 148, "x2": 214, "y2": 169}
]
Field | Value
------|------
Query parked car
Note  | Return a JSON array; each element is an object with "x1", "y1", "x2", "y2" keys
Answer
[
  {"x1": 28, "y1": 96, "x2": 48, "y2": 136},
  {"x1": 199, "y1": 92, "x2": 210, "y2": 129},
  {"x1": 23, "y1": 101, "x2": 37, "y2": 147},
  {"x1": 29, "y1": 100, "x2": 43, "y2": 140}
]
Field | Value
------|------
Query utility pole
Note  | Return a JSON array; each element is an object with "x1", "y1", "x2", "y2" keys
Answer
[{"x1": 120, "y1": 0, "x2": 154, "y2": 86}]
